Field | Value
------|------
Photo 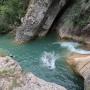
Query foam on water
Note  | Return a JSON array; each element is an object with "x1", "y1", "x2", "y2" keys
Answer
[
  {"x1": 41, "y1": 51, "x2": 59, "y2": 70},
  {"x1": 54, "y1": 42, "x2": 90, "y2": 54}
]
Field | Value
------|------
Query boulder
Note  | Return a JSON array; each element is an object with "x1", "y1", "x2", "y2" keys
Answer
[{"x1": 67, "y1": 53, "x2": 90, "y2": 90}]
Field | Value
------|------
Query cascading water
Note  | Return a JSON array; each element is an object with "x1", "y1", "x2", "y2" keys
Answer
[
  {"x1": 54, "y1": 42, "x2": 90, "y2": 54},
  {"x1": 41, "y1": 51, "x2": 59, "y2": 70}
]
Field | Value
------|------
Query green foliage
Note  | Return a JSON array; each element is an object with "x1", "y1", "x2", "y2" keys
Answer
[
  {"x1": 72, "y1": 0, "x2": 90, "y2": 28},
  {"x1": 0, "y1": 0, "x2": 25, "y2": 34},
  {"x1": 73, "y1": 14, "x2": 90, "y2": 28},
  {"x1": 62, "y1": 0, "x2": 90, "y2": 29}
]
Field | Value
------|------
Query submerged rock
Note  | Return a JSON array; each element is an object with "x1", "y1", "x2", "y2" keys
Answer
[
  {"x1": 67, "y1": 53, "x2": 90, "y2": 90},
  {"x1": 0, "y1": 56, "x2": 67, "y2": 90}
]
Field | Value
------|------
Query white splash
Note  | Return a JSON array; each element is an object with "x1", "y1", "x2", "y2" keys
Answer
[
  {"x1": 54, "y1": 42, "x2": 90, "y2": 54},
  {"x1": 41, "y1": 51, "x2": 59, "y2": 70}
]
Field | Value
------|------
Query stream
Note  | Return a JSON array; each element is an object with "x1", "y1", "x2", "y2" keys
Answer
[{"x1": 0, "y1": 33, "x2": 86, "y2": 90}]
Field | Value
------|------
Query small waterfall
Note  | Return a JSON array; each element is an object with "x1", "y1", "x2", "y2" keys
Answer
[
  {"x1": 54, "y1": 42, "x2": 90, "y2": 54},
  {"x1": 41, "y1": 51, "x2": 59, "y2": 70}
]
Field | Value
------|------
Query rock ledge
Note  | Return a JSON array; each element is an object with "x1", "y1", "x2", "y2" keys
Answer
[{"x1": 68, "y1": 53, "x2": 90, "y2": 90}]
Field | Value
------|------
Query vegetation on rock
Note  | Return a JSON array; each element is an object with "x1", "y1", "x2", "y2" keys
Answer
[{"x1": 0, "y1": 0, "x2": 26, "y2": 34}]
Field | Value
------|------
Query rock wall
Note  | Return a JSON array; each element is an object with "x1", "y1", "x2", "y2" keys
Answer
[
  {"x1": 56, "y1": 0, "x2": 90, "y2": 45},
  {"x1": 16, "y1": 0, "x2": 53, "y2": 43},
  {"x1": 0, "y1": 56, "x2": 67, "y2": 90},
  {"x1": 15, "y1": 0, "x2": 68, "y2": 43},
  {"x1": 15, "y1": 0, "x2": 90, "y2": 44}
]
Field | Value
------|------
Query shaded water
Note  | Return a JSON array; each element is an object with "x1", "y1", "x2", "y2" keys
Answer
[{"x1": 0, "y1": 33, "x2": 84, "y2": 90}]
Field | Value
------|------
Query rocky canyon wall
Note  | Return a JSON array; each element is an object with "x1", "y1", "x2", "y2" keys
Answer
[
  {"x1": 56, "y1": 0, "x2": 90, "y2": 44},
  {"x1": 15, "y1": 0, "x2": 90, "y2": 44},
  {"x1": 15, "y1": 0, "x2": 68, "y2": 43}
]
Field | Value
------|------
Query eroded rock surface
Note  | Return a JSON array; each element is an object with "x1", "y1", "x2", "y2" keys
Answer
[
  {"x1": 16, "y1": 0, "x2": 53, "y2": 43},
  {"x1": 67, "y1": 53, "x2": 90, "y2": 90},
  {"x1": 0, "y1": 56, "x2": 67, "y2": 90},
  {"x1": 15, "y1": 0, "x2": 68, "y2": 43}
]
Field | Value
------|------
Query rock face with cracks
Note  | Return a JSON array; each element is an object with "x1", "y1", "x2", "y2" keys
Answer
[
  {"x1": 15, "y1": 0, "x2": 90, "y2": 44},
  {"x1": 15, "y1": 0, "x2": 67, "y2": 43},
  {"x1": 0, "y1": 56, "x2": 67, "y2": 90}
]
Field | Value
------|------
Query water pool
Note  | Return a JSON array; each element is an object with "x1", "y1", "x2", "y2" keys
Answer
[{"x1": 0, "y1": 33, "x2": 84, "y2": 90}]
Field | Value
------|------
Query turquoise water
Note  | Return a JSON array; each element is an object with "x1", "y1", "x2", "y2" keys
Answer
[{"x1": 0, "y1": 33, "x2": 84, "y2": 90}]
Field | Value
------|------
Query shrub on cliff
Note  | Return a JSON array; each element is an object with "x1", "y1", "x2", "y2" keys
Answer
[{"x1": 0, "y1": 0, "x2": 25, "y2": 34}]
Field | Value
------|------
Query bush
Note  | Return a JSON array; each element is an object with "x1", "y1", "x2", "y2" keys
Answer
[{"x1": 0, "y1": 0, "x2": 25, "y2": 34}]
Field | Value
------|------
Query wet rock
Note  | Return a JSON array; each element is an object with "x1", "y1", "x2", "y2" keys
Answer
[
  {"x1": 67, "y1": 53, "x2": 90, "y2": 90},
  {"x1": 0, "y1": 56, "x2": 67, "y2": 90}
]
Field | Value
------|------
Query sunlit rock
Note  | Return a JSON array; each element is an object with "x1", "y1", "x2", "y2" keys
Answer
[{"x1": 67, "y1": 53, "x2": 90, "y2": 90}]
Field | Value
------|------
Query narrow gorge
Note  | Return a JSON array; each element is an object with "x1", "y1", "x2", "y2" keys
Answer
[{"x1": 0, "y1": 0, "x2": 90, "y2": 90}]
